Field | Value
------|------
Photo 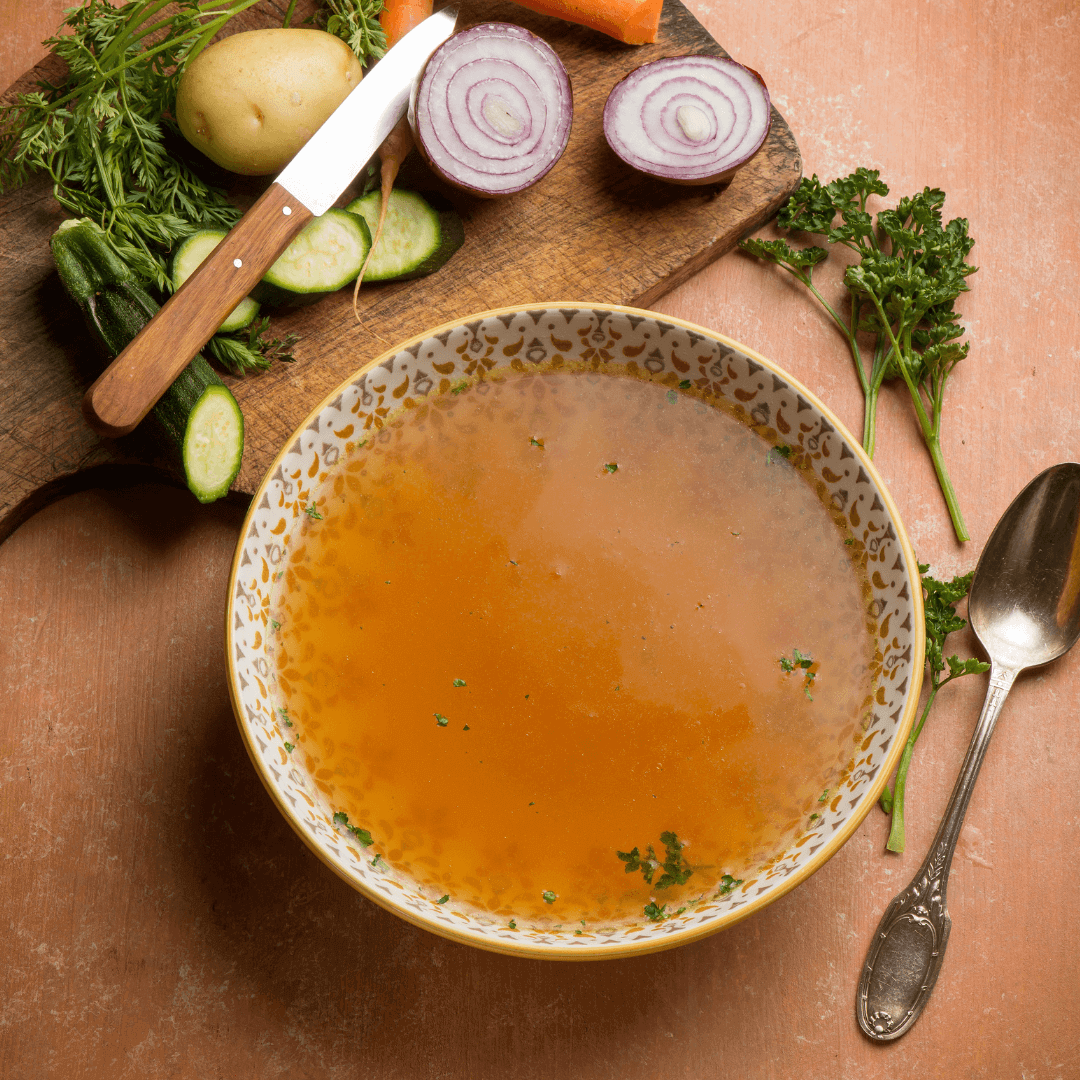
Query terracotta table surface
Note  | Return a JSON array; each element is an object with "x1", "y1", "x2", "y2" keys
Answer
[{"x1": 2, "y1": 2, "x2": 1078, "y2": 1077}]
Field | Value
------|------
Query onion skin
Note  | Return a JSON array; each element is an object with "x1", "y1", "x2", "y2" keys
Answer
[
  {"x1": 603, "y1": 56, "x2": 772, "y2": 186},
  {"x1": 409, "y1": 23, "x2": 573, "y2": 199}
]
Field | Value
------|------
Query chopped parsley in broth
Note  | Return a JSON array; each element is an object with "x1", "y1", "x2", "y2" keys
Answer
[{"x1": 271, "y1": 370, "x2": 874, "y2": 926}]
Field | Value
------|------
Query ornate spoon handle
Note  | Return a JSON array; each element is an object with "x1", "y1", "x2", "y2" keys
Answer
[{"x1": 856, "y1": 662, "x2": 1018, "y2": 1041}]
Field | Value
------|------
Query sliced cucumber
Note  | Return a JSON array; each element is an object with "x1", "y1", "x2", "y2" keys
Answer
[
  {"x1": 253, "y1": 208, "x2": 371, "y2": 307},
  {"x1": 171, "y1": 229, "x2": 260, "y2": 332},
  {"x1": 344, "y1": 189, "x2": 464, "y2": 282},
  {"x1": 180, "y1": 384, "x2": 246, "y2": 504},
  {"x1": 51, "y1": 218, "x2": 245, "y2": 505}
]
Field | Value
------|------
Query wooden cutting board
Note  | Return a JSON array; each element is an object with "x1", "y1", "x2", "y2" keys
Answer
[{"x1": 0, "y1": 0, "x2": 800, "y2": 542}]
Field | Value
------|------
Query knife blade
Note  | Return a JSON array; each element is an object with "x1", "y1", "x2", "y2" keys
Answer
[{"x1": 83, "y1": 6, "x2": 458, "y2": 439}]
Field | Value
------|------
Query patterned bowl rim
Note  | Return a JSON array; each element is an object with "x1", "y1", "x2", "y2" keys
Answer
[{"x1": 224, "y1": 302, "x2": 925, "y2": 960}]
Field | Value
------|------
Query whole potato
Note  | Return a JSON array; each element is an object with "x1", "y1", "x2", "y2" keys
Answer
[{"x1": 176, "y1": 29, "x2": 363, "y2": 176}]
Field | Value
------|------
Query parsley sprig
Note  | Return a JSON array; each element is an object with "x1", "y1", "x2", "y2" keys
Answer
[
  {"x1": 617, "y1": 831, "x2": 694, "y2": 890},
  {"x1": 741, "y1": 169, "x2": 976, "y2": 542},
  {"x1": 880, "y1": 564, "x2": 989, "y2": 852}
]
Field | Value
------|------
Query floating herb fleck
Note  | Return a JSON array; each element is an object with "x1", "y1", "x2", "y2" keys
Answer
[
  {"x1": 780, "y1": 648, "x2": 816, "y2": 698},
  {"x1": 530, "y1": 436, "x2": 544, "y2": 448},
  {"x1": 332, "y1": 811, "x2": 374, "y2": 848},
  {"x1": 283, "y1": 741, "x2": 294, "y2": 753},
  {"x1": 509, "y1": 919, "x2": 517, "y2": 930},
  {"x1": 617, "y1": 831, "x2": 694, "y2": 889},
  {"x1": 678, "y1": 379, "x2": 692, "y2": 390},
  {"x1": 716, "y1": 874, "x2": 743, "y2": 897},
  {"x1": 604, "y1": 462, "x2": 618, "y2": 473},
  {"x1": 451, "y1": 380, "x2": 468, "y2": 394},
  {"x1": 434, "y1": 713, "x2": 449, "y2": 727},
  {"x1": 542, "y1": 890, "x2": 557, "y2": 904},
  {"x1": 436, "y1": 894, "x2": 449, "y2": 905},
  {"x1": 453, "y1": 679, "x2": 467, "y2": 687}
]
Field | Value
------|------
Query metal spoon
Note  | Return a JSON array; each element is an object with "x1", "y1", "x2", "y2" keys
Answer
[{"x1": 856, "y1": 461, "x2": 1080, "y2": 1042}]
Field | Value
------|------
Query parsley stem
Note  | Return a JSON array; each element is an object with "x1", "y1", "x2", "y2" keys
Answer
[
  {"x1": 862, "y1": 288, "x2": 970, "y2": 543},
  {"x1": 781, "y1": 264, "x2": 869, "y2": 398},
  {"x1": 884, "y1": 683, "x2": 938, "y2": 852}
]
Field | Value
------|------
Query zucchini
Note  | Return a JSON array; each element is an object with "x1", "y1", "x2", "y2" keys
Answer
[
  {"x1": 253, "y1": 208, "x2": 371, "y2": 307},
  {"x1": 51, "y1": 219, "x2": 244, "y2": 504},
  {"x1": 171, "y1": 229, "x2": 260, "y2": 332},
  {"x1": 344, "y1": 189, "x2": 464, "y2": 282}
]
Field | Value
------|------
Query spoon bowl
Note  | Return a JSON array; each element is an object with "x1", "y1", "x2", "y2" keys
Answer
[
  {"x1": 857, "y1": 461, "x2": 1080, "y2": 1041},
  {"x1": 969, "y1": 463, "x2": 1080, "y2": 669}
]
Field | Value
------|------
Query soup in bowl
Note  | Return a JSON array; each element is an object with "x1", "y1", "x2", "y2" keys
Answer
[{"x1": 225, "y1": 304, "x2": 923, "y2": 958}]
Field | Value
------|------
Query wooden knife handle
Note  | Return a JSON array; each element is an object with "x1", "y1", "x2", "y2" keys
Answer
[{"x1": 83, "y1": 183, "x2": 314, "y2": 438}]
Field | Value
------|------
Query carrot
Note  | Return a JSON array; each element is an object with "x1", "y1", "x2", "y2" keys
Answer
[
  {"x1": 352, "y1": 0, "x2": 433, "y2": 321},
  {"x1": 511, "y1": 0, "x2": 662, "y2": 44},
  {"x1": 379, "y1": 0, "x2": 433, "y2": 47}
]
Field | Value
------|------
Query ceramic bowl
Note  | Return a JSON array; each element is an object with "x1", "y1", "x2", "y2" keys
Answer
[{"x1": 225, "y1": 303, "x2": 924, "y2": 959}]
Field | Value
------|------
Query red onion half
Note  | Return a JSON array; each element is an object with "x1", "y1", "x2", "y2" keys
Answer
[
  {"x1": 410, "y1": 23, "x2": 573, "y2": 198},
  {"x1": 603, "y1": 56, "x2": 772, "y2": 185}
]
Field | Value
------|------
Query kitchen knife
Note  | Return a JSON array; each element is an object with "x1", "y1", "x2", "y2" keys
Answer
[{"x1": 83, "y1": 6, "x2": 458, "y2": 439}]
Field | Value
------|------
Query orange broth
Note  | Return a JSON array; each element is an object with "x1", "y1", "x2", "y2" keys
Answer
[{"x1": 272, "y1": 369, "x2": 874, "y2": 927}]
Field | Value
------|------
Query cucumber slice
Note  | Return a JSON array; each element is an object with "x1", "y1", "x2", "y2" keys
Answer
[
  {"x1": 171, "y1": 230, "x2": 260, "y2": 332},
  {"x1": 181, "y1": 384, "x2": 245, "y2": 504},
  {"x1": 344, "y1": 189, "x2": 464, "y2": 282},
  {"x1": 253, "y1": 208, "x2": 371, "y2": 307}
]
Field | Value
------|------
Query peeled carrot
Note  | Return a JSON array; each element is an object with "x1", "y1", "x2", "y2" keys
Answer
[
  {"x1": 511, "y1": 0, "x2": 662, "y2": 44},
  {"x1": 379, "y1": 0, "x2": 433, "y2": 47},
  {"x1": 352, "y1": 0, "x2": 433, "y2": 320}
]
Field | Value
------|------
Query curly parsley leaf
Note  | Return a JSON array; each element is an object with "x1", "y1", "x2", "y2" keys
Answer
[{"x1": 741, "y1": 171, "x2": 976, "y2": 541}]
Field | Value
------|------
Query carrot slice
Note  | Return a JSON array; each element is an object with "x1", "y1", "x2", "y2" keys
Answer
[{"x1": 511, "y1": 0, "x2": 663, "y2": 44}]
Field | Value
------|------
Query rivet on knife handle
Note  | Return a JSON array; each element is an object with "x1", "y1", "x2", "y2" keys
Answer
[{"x1": 82, "y1": 183, "x2": 313, "y2": 438}]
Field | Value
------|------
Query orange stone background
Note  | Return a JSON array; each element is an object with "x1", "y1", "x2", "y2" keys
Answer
[{"x1": 2, "y1": 2, "x2": 1078, "y2": 1077}]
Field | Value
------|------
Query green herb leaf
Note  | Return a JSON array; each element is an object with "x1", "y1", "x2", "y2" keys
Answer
[
  {"x1": 304, "y1": 504, "x2": 322, "y2": 520},
  {"x1": 436, "y1": 894, "x2": 449, "y2": 905},
  {"x1": 715, "y1": 874, "x2": 743, "y2": 897},
  {"x1": 315, "y1": 0, "x2": 387, "y2": 63},
  {"x1": 434, "y1": 713, "x2": 449, "y2": 727},
  {"x1": 741, "y1": 171, "x2": 976, "y2": 541},
  {"x1": 542, "y1": 890, "x2": 557, "y2": 904},
  {"x1": 604, "y1": 462, "x2": 618, "y2": 473},
  {"x1": 618, "y1": 833, "x2": 694, "y2": 889},
  {"x1": 453, "y1": 679, "x2": 467, "y2": 687},
  {"x1": 644, "y1": 901, "x2": 667, "y2": 922},
  {"x1": 881, "y1": 565, "x2": 989, "y2": 851}
]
